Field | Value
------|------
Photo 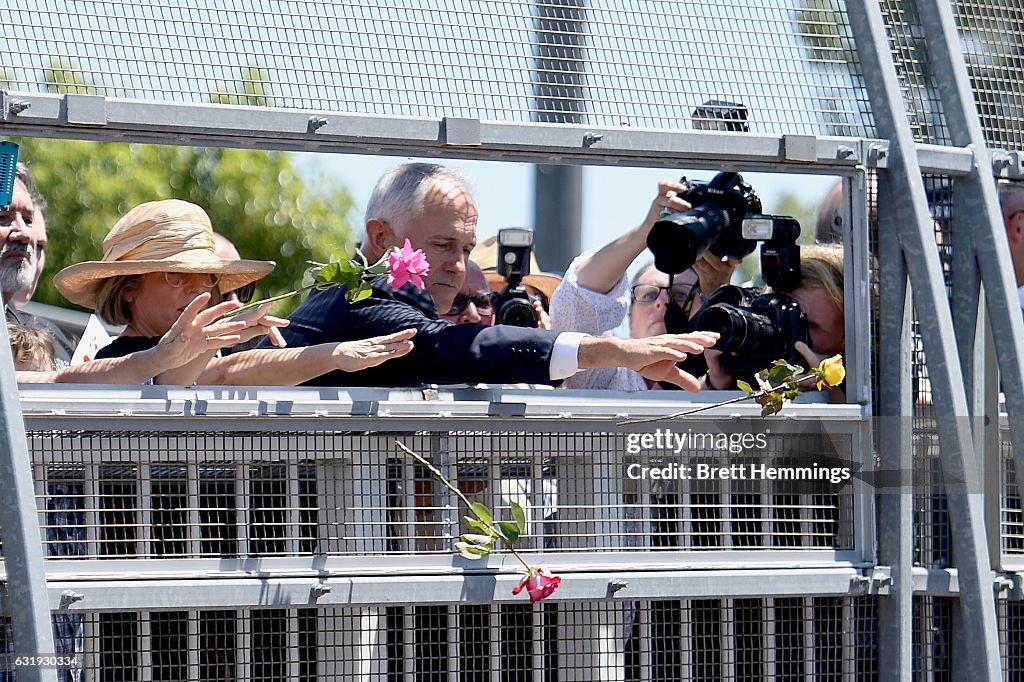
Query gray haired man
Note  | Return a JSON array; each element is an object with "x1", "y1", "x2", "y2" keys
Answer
[{"x1": 3, "y1": 162, "x2": 74, "y2": 365}]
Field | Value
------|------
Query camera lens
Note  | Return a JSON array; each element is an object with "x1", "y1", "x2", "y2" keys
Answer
[
  {"x1": 497, "y1": 297, "x2": 539, "y2": 327},
  {"x1": 646, "y1": 206, "x2": 730, "y2": 275},
  {"x1": 695, "y1": 304, "x2": 777, "y2": 353}
]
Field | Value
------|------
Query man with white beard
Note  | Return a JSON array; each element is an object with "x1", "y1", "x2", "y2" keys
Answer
[{"x1": 3, "y1": 163, "x2": 74, "y2": 365}]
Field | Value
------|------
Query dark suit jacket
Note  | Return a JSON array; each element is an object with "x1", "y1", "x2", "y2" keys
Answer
[{"x1": 264, "y1": 277, "x2": 562, "y2": 387}]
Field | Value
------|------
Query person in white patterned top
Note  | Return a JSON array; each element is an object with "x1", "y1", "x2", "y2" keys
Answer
[{"x1": 549, "y1": 180, "x2": 737, "y2": 390}]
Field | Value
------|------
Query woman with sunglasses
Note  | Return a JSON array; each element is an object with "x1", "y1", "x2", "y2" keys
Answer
[
  {"x1": 548, "y1": 179, "x2": 737, "y2": 390},
  {"x1": 42, "y1": 199, "x2": 414, "y2": 386}
]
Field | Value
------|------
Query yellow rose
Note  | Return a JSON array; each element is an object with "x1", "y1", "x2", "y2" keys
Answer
[{"x1": 816, "y1": 355, "x2": 845, "y2": 390}]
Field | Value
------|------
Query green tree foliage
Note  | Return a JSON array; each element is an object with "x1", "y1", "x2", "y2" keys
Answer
[
  {"x1": 43, "y1": 57, "x2": 97, "y2": 95},
  {"x1": 16, "y1": 137, "x2": 355, "y2": 314},
  {"x1": 773, "y1": 191, "x2": 820, "y2": 246},
  {"x1": 212, "y1": 65, "x2": 274, "y2": 107}
]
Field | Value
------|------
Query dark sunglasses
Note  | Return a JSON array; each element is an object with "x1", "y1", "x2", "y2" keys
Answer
[
  {"x1": 227, "y1": 281, "x2": 257, "y2": 304},
  {"x1": 446, "y1": 292, "x2": 497, "y2": 316}
]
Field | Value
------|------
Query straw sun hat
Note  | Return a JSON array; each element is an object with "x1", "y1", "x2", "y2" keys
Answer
[
  {"x1": 55, "y1": 199, "x2": 275, "y2": 309},
  {"x1": 469, "y1": 235, "x2": 562, "y2": 303}
]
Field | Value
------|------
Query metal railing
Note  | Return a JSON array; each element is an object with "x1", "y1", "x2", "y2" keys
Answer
[{"x1": 0, "y1": 0, "x2": 1022, "y2": 679}]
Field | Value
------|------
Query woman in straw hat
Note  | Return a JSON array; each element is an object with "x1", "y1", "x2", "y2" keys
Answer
[{"x1": 36, "y1": 199, "x2": 414, "y2": 385}]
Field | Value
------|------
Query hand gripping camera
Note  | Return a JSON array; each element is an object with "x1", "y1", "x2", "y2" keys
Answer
[
  {"x1": 690, "y1": 285, "x2": 809, "y2": 380},
  {"x1": 494, "y1": 227, "x2": 541, "y2": 327},
  {"x1": 645, "y1": 171, "x2": 801, "y2": 292}
]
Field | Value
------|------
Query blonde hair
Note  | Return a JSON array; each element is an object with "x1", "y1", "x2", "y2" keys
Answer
[
  {"x1": 8, "y1": 323, "x2": 55, "y2": 371},
  {"x1": 95, "y1": 274, "x2": 142, "y2": 325},
  {"x1": 797, "y1": 245, "x2": 844, "y2": 315}
]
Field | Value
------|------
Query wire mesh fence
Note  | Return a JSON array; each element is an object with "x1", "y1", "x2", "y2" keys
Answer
[
  {"x1": 1, "y1": 597, "x2": 885, "y2": 681},
  {"x1": 0, "y1": 0, "x2": 873, "y2": 136},
  {"x1": 18, "y1": 425, "x2": 860, "y2": 561},
  {"x1": 2, "y1": 2, "x2": 1022, "y2": 147}
]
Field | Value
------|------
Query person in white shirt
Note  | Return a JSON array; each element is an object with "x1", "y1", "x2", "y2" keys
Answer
[{"x1": 549, "y1": 179, "x2": 737, "y2": 390}]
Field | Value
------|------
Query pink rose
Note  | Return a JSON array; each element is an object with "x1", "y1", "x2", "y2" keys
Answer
[
  {"x1": 512, "y1": 567, "x2": 561, "y2": 603},
  {"x1": 387, "y1": 239, "x2": 430, "y2": 291}
]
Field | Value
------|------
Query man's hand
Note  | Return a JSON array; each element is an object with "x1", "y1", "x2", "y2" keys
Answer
[{"x1": 578, "y1": 332, "x2": 719, "y2": 392}]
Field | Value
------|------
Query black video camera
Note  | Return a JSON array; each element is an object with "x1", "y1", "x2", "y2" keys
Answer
[
  {"x1": 494, "y1": 227, "x2": 541, "y2": 327},
  {"x1": 690, "y1": 285, "x2": 808, "y2": 381},
  {"x1": 646, "y1": 171, "x2": 801, "y2": 292}
]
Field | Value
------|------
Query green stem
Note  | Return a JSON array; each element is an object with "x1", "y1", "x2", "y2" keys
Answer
[
  {"x1": 508, "y1": 545, "x2": 532, "y2": 572},
  {"x1": 225, "y1": 283, "x2": 317, "y2": 317},
  {"x1": 618, "y1": 371, "x2": 816, "y2": 426},
  {"x1": 395, "y1": 441, "x2": 477, "y2": 512}
]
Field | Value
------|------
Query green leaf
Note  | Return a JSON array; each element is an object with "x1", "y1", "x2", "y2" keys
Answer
[
  {"x1": 764, "y1": 363, "x2": 798, "y2": 387},
  {"x1": 462, "y1": 533, "x2": 495, "y2": 546},
  {"x1": 349, "y1": 283, "x2": 373, "y2": 303},
  {"x1": 454, "y1": 541, "x2": 490, "y2": 560},
  {"x1": 471, "y1": 503, "x2": 494, "y2": 527},
  {"x1": 364, "y1": 259, "x2": 390, "y2": 276},
  {"x1": 736, "y1": 379, "x2": 754, "y2": 395},
  {"x1": 464, "y1": 516, "x2": 491, "y2": 534},
  {"x1": 510, "y1": 500, "x2": 527, "y2": 534},
  {"x1": 498, "y1": 521, "x2": 521, "y2": 544},
  {"x1": 760, "y1": 393, "x2": 784, "y2": 416},
  {"x1": 316, "y1": 260, "x2": 341, "y2": 283}
]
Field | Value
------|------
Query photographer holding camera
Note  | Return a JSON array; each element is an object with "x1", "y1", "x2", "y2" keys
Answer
[
  {"x1": 470, "y1": 232, "x2": 557, "y2": 329},
  {"x1": 549, "y1": 179, "x2": 739, "y2": 390},
  {"x1": 698, "y1": 245, "x2": 845, "y2": 396}
]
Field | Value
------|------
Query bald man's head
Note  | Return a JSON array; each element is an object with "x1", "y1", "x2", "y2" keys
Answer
[
  {"x1": 441, "y1": 260, "x2": 495, "y2": 325},
  {"x1": 213, "y1": 232, "x2": 241, "y2": 261}
]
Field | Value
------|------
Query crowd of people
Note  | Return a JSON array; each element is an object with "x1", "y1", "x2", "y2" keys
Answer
[{"x1": 11, "y1": 158, "x2": 1015, "y2": 395}]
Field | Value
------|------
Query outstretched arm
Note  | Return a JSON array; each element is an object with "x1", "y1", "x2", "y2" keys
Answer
[
  {"x1": 574, "y1": 180, "x2": 691, "y2": 293},
  {"x1": 50, "y1": 294, "x2": 249, "y2": 384},
  {"x1": 196, "y1": 329, "x2": 417, "y2": 386},
  {"x1": 576, "y1": 331, "x2": 719, "y2": 392},
  {"x1": 153, "y1": 299, "x2": 288, "y2": 386}
]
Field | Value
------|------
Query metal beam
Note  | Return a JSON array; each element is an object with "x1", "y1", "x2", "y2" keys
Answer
[
  {"x1": 0, "y1": 326, "x2": 57, "y2": 682},
  {"x1": 0, "y1": 91, "x2": 890, "y2": 172},
  {"x1": 875, "y1": 174, "x2": 914, "y2": 679},
  {"x1": 39, "y1": 568, "x2": 866, "y2": 611},
  {"x1": 845, "y1": 0, "x2": 1002, "y2": 678}
]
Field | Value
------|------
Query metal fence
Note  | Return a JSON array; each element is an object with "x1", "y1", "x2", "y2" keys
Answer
[
  {"x1": 11, "y1": 388, "x2": 877, "y2": 681},
  {"x1": 0, "y1": 0, "x2": 1023, "y2": 680}
]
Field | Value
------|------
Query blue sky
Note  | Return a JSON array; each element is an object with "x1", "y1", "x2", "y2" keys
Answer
[{"x1": 300, "y1": 152, "x2": 841, "y2": 274}]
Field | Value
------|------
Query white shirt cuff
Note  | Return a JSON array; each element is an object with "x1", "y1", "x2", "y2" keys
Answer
[{"x1": 550, "y1": 332, "x2": 590, "y2": 380}]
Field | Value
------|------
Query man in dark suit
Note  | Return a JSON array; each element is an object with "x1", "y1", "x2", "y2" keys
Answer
[{"x1": 272, "y1": 162, "x2": 717, "y2": 388}]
